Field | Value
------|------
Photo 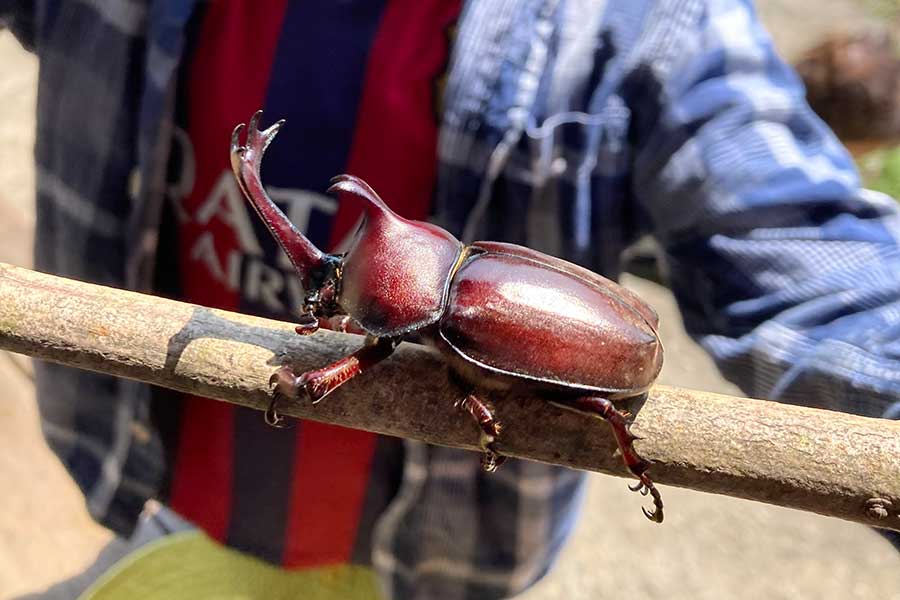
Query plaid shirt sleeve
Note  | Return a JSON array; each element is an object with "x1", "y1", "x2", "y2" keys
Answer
[
  {"x1": 24, "y1": 0, "x2": 194, "y2": 536},
  {"x1": 633, "y1": 0, "x2": 900, "y2": 419}
]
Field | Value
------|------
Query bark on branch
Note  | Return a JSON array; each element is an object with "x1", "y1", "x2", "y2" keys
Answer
[{"x1": 0, "y1": 262, "x2": 898, "y2": 531}]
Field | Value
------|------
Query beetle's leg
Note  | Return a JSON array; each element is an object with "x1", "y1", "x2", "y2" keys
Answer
[
  {"x1": 293, "y1": 290, "x2": 325, "y2": 336},
  {"x1": 294, "y1": 312, "x2": 320, "y2": 336},
  {"x1": 455, "y1": 394, "x2": 506, "y2": 472},
  {"x1": 266, "y1": 336, "x2": 397, "y2": 427},
  {"x1": 293, "y1": 283, "x2": 366, "y2": 336},
  {"x1": 293, "y1": 314, "x2": 364, "y2": 336},
  {"x1": 317, "y1": 315, "x2": 368, "y2": 335},
  {"x1": 553, "y1": 396, "x2": 664, "y2": 523}
]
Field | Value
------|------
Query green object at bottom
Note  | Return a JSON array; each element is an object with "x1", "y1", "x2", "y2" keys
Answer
[{"x1": 79, "y1": 531, "x2": 385, "y2": 600}]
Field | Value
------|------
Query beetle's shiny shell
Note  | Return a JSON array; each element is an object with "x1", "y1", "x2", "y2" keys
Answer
[
  {"x1": 471, "y1": 241, "x2": 660, "y2": 329},
  {"x1": 438, "y1": 244, "x2": 663, "y2": 397}
]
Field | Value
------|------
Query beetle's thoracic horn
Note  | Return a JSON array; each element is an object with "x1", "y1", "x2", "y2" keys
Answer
[
  {"x1": 328, "y1": 174, "x2": 398, "y2": 220},
  {"x1": 231, "y1": 110, "x2": 331, "y2": 287}
]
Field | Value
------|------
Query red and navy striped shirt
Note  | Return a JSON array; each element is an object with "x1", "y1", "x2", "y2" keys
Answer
[{"x1": 168, "y1": 0, "x2": 461, "y2": 568}]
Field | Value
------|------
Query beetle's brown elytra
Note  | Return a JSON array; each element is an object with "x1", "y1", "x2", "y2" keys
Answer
[{"x1": 231, "y1": 110, "x2": 665, "y2": 523}]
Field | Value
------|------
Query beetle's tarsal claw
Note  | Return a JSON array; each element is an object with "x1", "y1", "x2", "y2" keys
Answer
[
  {"x1": 265, "y1": 365, "x2": 309, "y2": 428},
  {"x1": 264, "y1": 367, "x2": 300, "y2": 428},
  {"x1": 455, "y1": 393, "x2": 506, "y2": 472},
  {"x1": 480, "y1": 443, "x2": 506, "y2": 473},
  {"x1": 480, "y1": 455, "x2": 500, "y2": 473},
  {"x1": 630, "y1": 474, "x2": 664, "y2": 523},
  {"x1": 264, "y1": 396, "x2": 287, "y2": 429},
  {"x1": 478, "y1": 432, "x2": 506, "y2": 472},
  {"x1": 561, "y1": 396, "x2": 663, "y2": 523}
]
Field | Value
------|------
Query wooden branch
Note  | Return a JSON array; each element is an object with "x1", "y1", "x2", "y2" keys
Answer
[{"x1": 1, "y1": 262, "x2": 898, "y2": 531}]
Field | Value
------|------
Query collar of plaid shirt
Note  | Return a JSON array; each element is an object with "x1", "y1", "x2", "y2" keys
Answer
[{"x1": 9, "y1": 0, "x2": 900, "y2": 597}]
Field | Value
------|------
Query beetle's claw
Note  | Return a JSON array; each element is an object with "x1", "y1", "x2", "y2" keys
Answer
[
  {"x1": 455, "y1": 394, "x2": 507, "y2": 472},
  {"x1": 265, "y1": 366, "x2": 303, "y2": 429},
  {"x1": 628, "y1": 481, "x2": 650, "y2": 496},
  {"x1": 264, "y1": 377, "x2": 288, "y2": 429},
  {"x1": 264, "y1": 395, "x2": 287, "y2": 428},
  {"x1": 478, "y1": 433, "x2": 506, "y2": 472},
  {"x1": 629, "y1": 474, "x2": 664, "y2": 523},
  {"x1": 555, "y1": 395, "x2": 662, "y2": 522},
  {"x1": 480, "y1": 442, "x2": 506, "y2": 473}
]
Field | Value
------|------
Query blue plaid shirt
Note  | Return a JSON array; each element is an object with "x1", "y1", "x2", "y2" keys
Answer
[{"x1": 4, "y1": 0, "x2": 900, "y2": 598}]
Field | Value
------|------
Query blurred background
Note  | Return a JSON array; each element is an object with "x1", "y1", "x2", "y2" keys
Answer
[{"x1": 1, "y1": 1, "x2": 900, "y2": 598}]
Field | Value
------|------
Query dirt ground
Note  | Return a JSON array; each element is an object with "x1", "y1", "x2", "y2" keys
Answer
[{"x1": 2, "y1": 3, "x2": 900, "y2": 598}]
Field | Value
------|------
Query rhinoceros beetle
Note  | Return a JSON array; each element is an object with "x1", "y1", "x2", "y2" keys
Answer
[{"x1": 230, "y1": 111, "x2": 665, "y2": 522}]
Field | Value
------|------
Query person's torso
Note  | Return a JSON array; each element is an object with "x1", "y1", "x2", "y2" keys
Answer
[{"x1": 164, "y1": 0, "x2": 462, "y2": 570}]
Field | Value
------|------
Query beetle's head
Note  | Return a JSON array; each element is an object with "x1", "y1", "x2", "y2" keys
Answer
[
  {"x1": 231, "y1": 112, "x2": 345, "y2": 318},
  {"x1": 301, "y1": 251, "x2": 344, "y2": 318}
]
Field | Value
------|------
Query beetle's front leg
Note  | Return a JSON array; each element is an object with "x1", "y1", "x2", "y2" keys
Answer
[
  {"x1": 455, "y1": 394, "x2": 506, "y2": 472},
  {"x1": 317, "y1": 315, "x2": 368, "y2": 335},
  {"x1": 266, "y1": 336, "x2": 398, "y2": 427},
  {"x1": 553, "y1": 395, "x2": 664, "y2": 523},
  {"x1": 293, "y1": 314, "x2": 366, "y2": 336},
  {"x1": 293, "y1": 312, "x2": 320, "y2": 335}
]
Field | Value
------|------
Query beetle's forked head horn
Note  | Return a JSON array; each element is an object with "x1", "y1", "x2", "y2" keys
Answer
[{"x1": 231, "y1": 110, "x2": 340, "y2": 290}]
